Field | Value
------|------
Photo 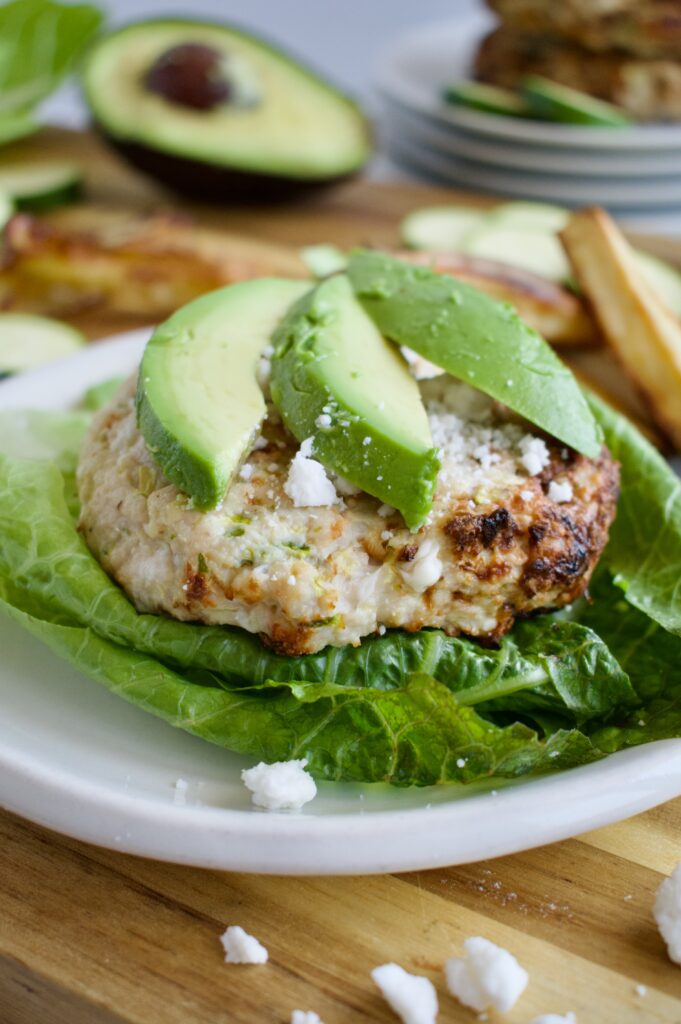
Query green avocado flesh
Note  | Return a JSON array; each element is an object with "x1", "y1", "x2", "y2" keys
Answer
[
  {"x1": 522, "y1": 76, "x2": 632, "y2": 127},
  {"x1": 270, "y1": 274, "x2": 440, "y2": 530},
  {"x1": 347, "y1": 251, "x2": 602, "y2": 459},
  {"x1": 136, "y1": 278, "x2": 309, "y2": 509},
  {"x1": 83, "y1": 20, "x2": 371, "y2": 181}
]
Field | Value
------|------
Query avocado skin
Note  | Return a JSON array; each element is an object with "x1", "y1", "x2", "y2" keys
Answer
[
  {"x1": 99, "y1": 131, "x2": 363, "y2": 203},
  {"x1": 84, "y1": 18, "x2": 373, "y2": 202}
]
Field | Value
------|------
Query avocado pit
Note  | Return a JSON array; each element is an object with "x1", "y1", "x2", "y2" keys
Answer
[{"x1": 145, "y1": 42, "x2": 260, "y2": 111}]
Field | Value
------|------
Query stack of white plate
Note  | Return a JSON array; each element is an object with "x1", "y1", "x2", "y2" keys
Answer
[{"x1": 375, "y1": 15, "x2": 681, "y2": 229}]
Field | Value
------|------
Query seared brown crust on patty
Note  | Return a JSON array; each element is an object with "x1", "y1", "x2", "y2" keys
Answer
[
  {"x1": 475, "y1": 26, "x2": 681, "y2": 121},
  {"x1": 487, "y1": 0, "x2": 681, "y2": 59},
  {"x1": 77, "y1": 377, "x2": 619, "y2": 655}
]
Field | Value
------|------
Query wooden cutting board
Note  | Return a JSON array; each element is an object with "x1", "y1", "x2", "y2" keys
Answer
[{"x1": 1, "y1": 128, "x2": 680, "y2": 1024}]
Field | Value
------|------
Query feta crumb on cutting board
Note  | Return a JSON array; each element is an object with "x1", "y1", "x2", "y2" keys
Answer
[
  {"x1": 371, "y1": 962, "x2": 438, "y2": 1024},
  {"x1": 241, "y1": 758, "x2": 317, "y2": 811},
  {"x1": 444, "y1": 936, "x2": 528, "y2": 1013},
  {"x1": 220, "y1": 925, "x2": 268, "y2": 964},
  {"x1": 290, "y1": 1011, "x2": 323, "y2": 1024},
  {"x1": 284, "y1": 438, "x2": 339, "y2": 508},
  {"x1": 654, "y1": 861, "x2": 681, "y2": 965},
  {"x1": 530, "y1": 1014, "x2": 576, "y2": 1024}
]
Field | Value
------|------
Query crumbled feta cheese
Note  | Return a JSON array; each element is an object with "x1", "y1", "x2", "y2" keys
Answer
[
  {"x1": 256, "y1": 357, "x2": 271, "y2": 389},
  {"x1": 473, "y1": 443, "x2": 500, "y2": 471},
  {"x1": 284, "y1": 442, "x2": 338, "y2": 508},
  {"x1": 444, "y1": 937, "x2": 528, "y2": 1013},
  {"x1": 363, "y1": 435, "x2": 372, "y2": 445},
  {"x1": 654, "y1": 860, "x2": 681, "y2": 964},
  {"x1": 262, "y1": 344, "x2": 274, "y2": 358},
  {"x1": 291, "y1": 1012, "x2": 323, "y2": 1024},
  {"x1": 399, "y1": 539, "x2": 442, "y2": 593},
  {"x1": 381, "y1": 530, "x2": 393, "y2": 541},
  {"x1": 239, "y1": 464, "x2": 254, "y2": 481},
  {"x1": 378, "y1": 624, "x2": 386, "y2": 635},
  {"x1": 519, "y1": 435, "x2": 550, "y2": 476},
  {"x1": 288, "y1": 575, "x2": 297, "y2": 586},
  {"x1": 530, "y1": 1015, "x2": 576, "y2": 1024},
  {"x1": 253, "y1": 435, "x2": 269, "y2": 450},
  {"x1": 520, "y1": 489, "x2": 533, "y2": 501},
  {"x1": 378, "y1": 503, "x2": 395, "y2": 517},
  {"x1": 220, "y1": 925, "x2": 268, "y2": 964},
  {"x1": 372, "y1": 962, "x2": 438, "y2": 1024},
  {"x1": 548, "y1": 480, "x2": 573, "y2": 504},
  {"x1": 334, "y1": 474, "x2": 361, "y2": 497},
  {"x1": 456, "y1": 758, "x2": 467, "y2": 768},
  {"x1": 173, "y1": 777, "x2": 188, "y2": 804},
  {"x1": 315, "y1": 413, "x2": 332, "y2": 429},
  {"x1": 401, "y1": 346, "x2": 443, "y2": 380},
  {"x1": 241, "y1": 758, "x2": 317, "y2": 811},
  {"x1": 635, "y1": 984, "x2": 647, "y2": 997}
]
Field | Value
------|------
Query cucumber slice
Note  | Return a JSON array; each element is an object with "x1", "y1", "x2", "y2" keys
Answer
[
  {"x1": 443, "y1": 81, "x2": 530, "y2": 118},
  {"x1": 400, "y1": 205, "x2": 486, "y2": 251},
  {"x1": 489, "y1": 201, "x2": 570, "y2": 234},
  {"x1": 0, "y1": 314, "x2": 86, "y2": 375},
  {"x1": 0, "y1": 161, "x2": 83, "y2": 211},
  {"x1": 636, "y1": 251, "x2": 681, "y2": 317},
  {"x1": 463, "y1": 222, "x2": 571, "y2": 282},
  {"x1": 522, "y1": 75, "x2": 632, "y2": 127},
  {"x1": 300, "y1": 243, "x2": 347, "y2": 278},
  {"x1": 0, "y1": 190, "x2": 13, "y2": 231}
]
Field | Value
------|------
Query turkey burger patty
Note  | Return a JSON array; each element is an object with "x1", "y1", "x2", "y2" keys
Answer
[{"x1": 77, "y1": 374, "x2": 619, "y2": 656}]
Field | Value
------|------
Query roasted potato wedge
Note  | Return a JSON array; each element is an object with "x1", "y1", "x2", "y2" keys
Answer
[
  {"x1": 0, "y1": 208, "x2": 307, "y2": 319},
  {"x1": 561, "y1": 207, "x2": 681, "y2": 449},
  {"x1": 395, "y1": 249, "x2": 599, "y2": 347}
]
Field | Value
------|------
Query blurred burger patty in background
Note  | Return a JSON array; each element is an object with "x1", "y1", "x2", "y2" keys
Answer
[{"x1": 477, "y1": 0, "x2": 681, "y2": 121}]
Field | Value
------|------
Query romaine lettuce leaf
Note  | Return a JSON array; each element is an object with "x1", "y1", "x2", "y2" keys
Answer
[
  {"x1": 0, "y1": 0, "x2": 102, "y2": 142},
  {"x1": 588, "y1": 391, "x2": 681, "y2": 634}
]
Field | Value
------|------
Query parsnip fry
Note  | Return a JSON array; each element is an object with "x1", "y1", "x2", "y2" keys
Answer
[{"x1": 561, "y1": 207, "x2": 681, "y2": 449}]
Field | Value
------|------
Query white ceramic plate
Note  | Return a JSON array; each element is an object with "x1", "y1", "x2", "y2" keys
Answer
[
  {"x1": 381, "y1": 126, "x2": 681, "y2": 209},
  {"x1": 1, "y1": 330, "x2": 681, "y2": 875},
  {"x1": 381, "y1": 98, "x2": 681, "y2": 179},
  {"x1": 376, "y1": 15, "x2": 681, "y2": 153}
]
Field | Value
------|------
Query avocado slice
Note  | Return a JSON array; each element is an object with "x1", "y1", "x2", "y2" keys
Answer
[
  {"x1": 522, "y1": 76, "x2": 632, "y2": 127},
  {"x1": 444, "y1": 81, "x2": 530, "y2": 119},
  {"x1": 137, "y1": 277, "x2": 310, "y2": 509},
  {"x1": 83, "y1": 19, "x2": 372, "y2": 201},
  {"x1": 347, "y1": 251, "x2": 602, "y2": 459},
  {"x1": 270, "y1": 274, "x2": 440, "y2": 530}
]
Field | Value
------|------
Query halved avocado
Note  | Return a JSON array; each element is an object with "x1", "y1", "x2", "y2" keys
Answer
[
  {"x1": 136, "y1": 277, "x2": 310, "y2": 509},
  {"x1": 82, "y1": 19, "x2": 372, "y2": 201}
]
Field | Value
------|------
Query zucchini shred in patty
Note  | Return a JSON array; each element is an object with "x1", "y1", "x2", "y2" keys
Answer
[{"x1": 77, "y1": 375, "x2": 619, "y2": 656}]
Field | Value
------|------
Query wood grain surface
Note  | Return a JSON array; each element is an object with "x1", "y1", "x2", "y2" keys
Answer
[{"x1": 1, "y1": 128, "x2": 680, "y2": 1024}]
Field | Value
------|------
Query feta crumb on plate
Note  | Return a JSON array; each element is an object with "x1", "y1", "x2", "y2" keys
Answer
[
  {"x1": 654, "y1": 861, "x2": 681, "y2": 964},
  {"x1": 241, "y1": 758, "x2": 317, "y2": 812},
  {"x1": 548, "y1": 480, "x2": 573, "y2": 504},
  {"x1": 284, "y1": 440, "x2": 338, "y2": 508},
  {"x1": 530, "y1": 1014, "x2": 576, "y2": 1024},
  {"x1": 444, "y1": 936, "x2": 528, "y2": 1013},
  {"x1": 173, "y1": 777, "x2": 188, "y2": 805},
  {"x1": 220, "y1": 925, "x2": 268, "y2": 964},
  {"x1": 291, "y1": 1012, "x2": 323, "y2": 1024},
  {"x1": 372, "y1": 962, "x2": 438, "y2": 1024}
]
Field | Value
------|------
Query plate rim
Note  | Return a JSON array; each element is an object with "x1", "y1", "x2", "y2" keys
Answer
[{"x1": 1, "y1": 329, "x2": 681, "y2": 874}]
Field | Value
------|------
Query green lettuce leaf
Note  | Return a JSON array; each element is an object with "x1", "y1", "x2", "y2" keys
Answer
[
  {"x1": 588, "y1": 391, "x2": 681, "y2": 634},
  {"x1": 0, "y1": 0, "x2": 102, "y2": 136}
]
